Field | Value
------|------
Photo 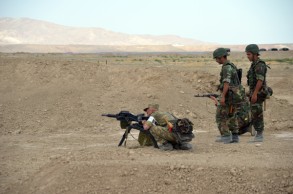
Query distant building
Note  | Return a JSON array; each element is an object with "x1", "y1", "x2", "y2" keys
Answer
[{"x1": 259, "y1": 48, "x2": 267, "y2": 51}]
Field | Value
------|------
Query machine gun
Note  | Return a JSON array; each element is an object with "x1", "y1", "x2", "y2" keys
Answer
[
  {"x1": 102, "y1": 111, "x2": 159, "y2": 148},
  {"x1": 194, "y1": 93, "x2": 219, "y2": 98}
]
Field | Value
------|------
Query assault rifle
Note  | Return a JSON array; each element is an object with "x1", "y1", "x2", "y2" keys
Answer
[
  {"x1": 194, "y1": 93, "x2": 219, "y2": 98},
  {"x1": 102, "y1": 111, "x2": 159, "y2": 148}
]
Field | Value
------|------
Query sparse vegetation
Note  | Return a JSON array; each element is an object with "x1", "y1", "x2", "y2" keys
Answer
[
  {"x1": 154, "y1": 59, "x2": 162, "y2": 63},
  {"x1": 266, "y1": 58, "x2": 293, "y2": 64}
]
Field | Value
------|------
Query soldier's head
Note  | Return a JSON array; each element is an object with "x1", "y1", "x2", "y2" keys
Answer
[
  {"x1": 213, "y1": 48, "x2": 228, "y2": 64},
  {"x1": 245, "y1": 44, "x2": 259, "y2": 62},
  {"x1": 143, "y1": 103, "x2": 159, "y2": 115}
]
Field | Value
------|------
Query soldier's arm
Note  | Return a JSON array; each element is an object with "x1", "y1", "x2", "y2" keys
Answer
[
  {"x1": 143, "y1": 116, "x2": 156, "y2": 130},
  {"x1": 221, "y1": 82, "x2": 229, "y2": 106},
  {"x1": 251, "y1": 62, "x2": 266, "y2": 103},
  {"x1": 255, "y1": 62, "x2": 266, "y2": 81},
  {"x1": 210, "y1": 96, "x2": 218, "y2": 106},
  {"x1": 143, "y1": 122, "x2": 151, "y2": 130},
  {"x1": 251, "y1": 80, "x2": 263, "y2": 104},
  {"x1": 221, "y1": 65, "x2": 232, "y2": 106}
]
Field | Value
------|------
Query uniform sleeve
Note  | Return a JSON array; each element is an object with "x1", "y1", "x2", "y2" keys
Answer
[
  {"x1": 255, "y1": 62, "x2": 266, "y2": 81},
  {"x1": 222, "y1": 65, "x2": 233, "y2": 83},
  {"x1": 145, "y1": 116, "x2": 156, "y2": 127},
  {"x1": 145, "y1": 121, "x2": 153, "y2": 127},
  {"x1": 150, "y1": 112, "x2": 167, "y2": 126}
]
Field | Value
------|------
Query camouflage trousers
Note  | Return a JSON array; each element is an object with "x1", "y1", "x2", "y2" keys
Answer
[
  {"x1": 138, "y1": 126, "x2": 177, "y2": 146},
  {"x1": 150, "y1": 126, "x2": 177, "y2": 144},
  {"x1": 216, "y1": 104, "x2": 239, "y2": 136},
  {"x1": 235, "y1": 101, "x2": 251, "y2": 133},
  {"x1": 250, "y1": 102, "x2": 264, "y2": 133},
  {"x1": 138, "y1": 131, "x2": 153, "y2": 146}
]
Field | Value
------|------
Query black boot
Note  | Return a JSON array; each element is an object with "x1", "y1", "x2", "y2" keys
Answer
[
  {"x1": 159, "y1": 142, "x2": 174, "y2": 151},
  {"x1": 255, "y1": 131, "x2": 263, "y2": 142},
  {"x1": 229, "y1": 133, "x2": 239, "y2": 143},
  {"x1": 179, "y1": 142, "x2": 192, "y2": 150}
]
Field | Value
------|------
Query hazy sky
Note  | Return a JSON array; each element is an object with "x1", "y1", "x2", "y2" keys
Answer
[{"x1": 0, "y1": 0, "x2": 292, "y2": 44}]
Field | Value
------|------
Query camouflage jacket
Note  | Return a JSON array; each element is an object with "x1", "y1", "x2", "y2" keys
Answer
[
  {"x1": 219, "y1": 61, "x2": 245, "y2": 104},
  {"x1": 145, "y1": 111, "x2": 176, "y2": 128},
  {"x1": 219, "y1": 60, "x2": 241, "y2": 90},
  {"x1": 247, "y1": 59, "x2": 267, "y2": 92}
]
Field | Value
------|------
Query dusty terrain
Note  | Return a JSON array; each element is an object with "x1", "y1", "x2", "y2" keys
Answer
[{"x1": 0, "y1": 51, "x2": 293, "y2": 194}]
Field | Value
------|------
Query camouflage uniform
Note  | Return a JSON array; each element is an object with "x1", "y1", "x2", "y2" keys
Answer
[
  {"x1": 145, "y1": 111, "x2": 178, "y2": 144},
  {"x1": 216, "y1": 97, "x2": 251, "y2": 135},
  {"x1": 217, "y1": 61, "x2": 246, "y2": 138},
  {"x1": 247, "y1": 59, "x2": 267, "y2": 134},
  {"x1": 236, "y1": 99, "x2": 252, "y2": 134}
]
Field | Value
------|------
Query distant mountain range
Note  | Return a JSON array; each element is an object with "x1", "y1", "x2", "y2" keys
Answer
[
  {"x1": 0, "y1": 17, "x2": 291, "y2": 53},
  {"x1": 0, "y1": 17, "x2": 205, "y2": 45}
]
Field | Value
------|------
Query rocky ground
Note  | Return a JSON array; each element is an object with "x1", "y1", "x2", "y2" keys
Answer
[{"x1": 0, "y1": 51, "x2": 292, "y2": 194}]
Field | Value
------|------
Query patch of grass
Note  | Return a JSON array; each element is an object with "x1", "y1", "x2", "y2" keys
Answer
[
  {"x1": 132, "y1": 59, "x2": 143, "y2": 61},
  {"x1": 266, "y1": 58, "x2": 293, "y2": 64},
  {"x1": 154, "y1": 59, "x2": 162, "y2": 63}
]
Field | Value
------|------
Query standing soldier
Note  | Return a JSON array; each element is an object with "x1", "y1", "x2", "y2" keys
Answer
[
  {"x1": 246, "y1": 44, "x2": 269, "y2": 142},
  {"x1": 210, "y1": 95, "x2": 255, "y2": 136},
  {"x1": 213, "y1": 48, "x2": 245, "y2": 143}
]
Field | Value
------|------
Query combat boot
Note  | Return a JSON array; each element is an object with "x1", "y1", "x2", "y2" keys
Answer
[
  {"x1": 229, "y1": 133, "x2": 239, "y2": 143},
  {"x1": 254, "y1": 131, "x2": 263, "y2": 142},
  {"x1": 247, "y1": 124, "x2": 256, "y2": 136},
  {"x1": 248, "y1": 131, "x2": 263, "y2": 143},
  {"x1": 222, "y1": 135, "x2": 232, "y2": 144},
  {"x1": 159, "y1": 142, "x2": 174, "y2": 151},
  {"x1": 178, "y1": 142, "x2": 192, "y2": 150},
  {"x1": 215, "y1": 135, "x2": 228, "y2": 142}
]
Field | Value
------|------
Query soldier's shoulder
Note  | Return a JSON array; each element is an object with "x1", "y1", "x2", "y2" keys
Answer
[
  {"x1": 151, "y1": 111, "x2": 162, "y2": 117},
  {"x1": 228, "y1": 62, "x2": 239, "y2": 71},
  {"x1": 223, "y1": 61, "x2": 233, "y2": 66},
  {"x1": 222, "y1": 63, "x2": 233, "y2": 71},
  {"x1": 256, "y1": 59, "x2": 266, "y2": 66}
]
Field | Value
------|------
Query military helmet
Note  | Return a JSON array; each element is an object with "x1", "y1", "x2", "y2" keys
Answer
[
  {"x1": 213, "y1": 48, "x2": 228, "y2": 59},
  {"x1": 245, "y1": 44, "x2": 259, "y2": 55}
]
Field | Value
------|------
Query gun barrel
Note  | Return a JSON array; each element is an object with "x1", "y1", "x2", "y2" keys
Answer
[
  {"x1": 194, "y1": 94, "x2": 210, "y2": 97},
  {"x1": 101, "y1": 114, "x2": 117, "y2": 118},
  {"x1": 102, "y1": 111, "x2": 148, "y2": 122},
  {"x1": 194, "y1": 94, "x2": 219, "y2": 98}
]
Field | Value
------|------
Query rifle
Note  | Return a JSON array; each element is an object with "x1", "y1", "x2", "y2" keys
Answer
[
  {"x1": 194, "y1": 93, "x2": 219, "y2": 98},
  {"x1": 102, "y1": 111, "x2": 159, "y2": 148}
]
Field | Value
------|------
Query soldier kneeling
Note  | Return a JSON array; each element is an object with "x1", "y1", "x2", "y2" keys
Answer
[{"x1": 140, "y1": 104, "x2": 194, "y2": 151}]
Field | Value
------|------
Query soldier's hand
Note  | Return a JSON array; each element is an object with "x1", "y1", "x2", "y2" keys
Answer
[
  {"x1": 143, "y1": 122, "x2": 150, "y2": 130},
  {"x1": 220, "y1": 96, "x2": 226, "y2": 106},
  {"x1": 210, "y1": 96, "x2": 218, "y2": 106},
  {"x1": 251, "y1": 94, "x2": 257, "y2": 104}
]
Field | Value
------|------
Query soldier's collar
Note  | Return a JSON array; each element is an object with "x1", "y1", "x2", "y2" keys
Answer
[
  {"x1": 252, "y1": 58, "x2": 261, "y2": 64},
  {"x1": 223, "y1": 60, "x2": 231, "y2": 66}
]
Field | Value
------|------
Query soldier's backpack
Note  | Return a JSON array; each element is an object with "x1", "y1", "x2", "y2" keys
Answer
[
  {"x1": 173, "y1": 118, "x2": 195, "y2": 143},
  {"x1": 257, "y1": 86, "x2": 273, "y2": 100}
]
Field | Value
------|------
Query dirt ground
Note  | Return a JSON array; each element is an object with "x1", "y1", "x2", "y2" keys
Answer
[{"x1": 0, "y1": 51, "x2": 293, "y2": 194}]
